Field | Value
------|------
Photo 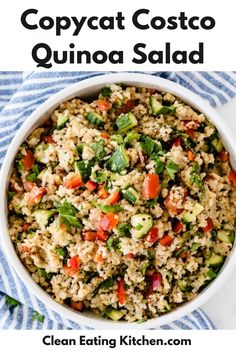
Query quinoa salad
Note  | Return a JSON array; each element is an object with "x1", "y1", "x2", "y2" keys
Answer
[{"x1": 8, "y1": 84, "x2": 236, "y2": 322}]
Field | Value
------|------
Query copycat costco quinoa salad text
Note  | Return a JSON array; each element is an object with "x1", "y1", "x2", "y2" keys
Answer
[{"x1": 20, "y1": 8, "x2": 216, "y2": 68}]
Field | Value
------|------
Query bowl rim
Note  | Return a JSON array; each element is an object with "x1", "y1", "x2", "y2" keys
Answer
[{"x1": 0, "y1": 72, "x2": 236, "y2": 329}]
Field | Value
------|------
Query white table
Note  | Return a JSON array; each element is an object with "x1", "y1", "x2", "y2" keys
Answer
[{"x1": 201, "y1": 97, "x2": 236, "y2": 329}]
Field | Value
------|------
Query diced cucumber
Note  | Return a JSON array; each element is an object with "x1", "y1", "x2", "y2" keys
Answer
[
  {"x1": 106, "y1": 145, "x2": 129, "y2": 173},
  {"x1": 17, "y1": 160, "x2": 24, "y2": 172},
  {"x1": 150, "y1": 96, "x2": 176, "y2": 115},
  {"x1": 177, "y1": 280, "x2": 188, "y2": 292},
  {"x1": 150, "y1": 97, "x2": 163, "y2": 115},
  {"x1": 106, "y1": 309, "x2": 126, "y2": 321},
  {"x1": 86, "y1": 111, "x2": 105, "y2": 126},
  {"x1": 140, "y1": 261, "x2": 150, "y2": 276},
  {"x1": 201, "y1": 142, "x2": 209, "y2": 152},
  {"x1": 124, "y1": 131, "x2": 140, "y2": 146},
  {"x1": 211, "y1": 138, "x2": 223, "y2": 153},
  {"x1": 217, "y1": 230, "x2": 235, "y2": 243},
  {"x1": 56, "y1": 111, "x2": 69, "y2": 129},
  {"x1": 116, "y1": 112, "x2": 138, "y2": 132},
  {"x1": 37, "y1": 169, "x2": 47, "y2": 180},
  {"x1": 75, "y1": 160, "x2": 94, "y2": 182},
  {"x1": 33, "y1": 209, "x2": 56, "y2": 228},
  {"x1": 110, "y1": 134, "x2": 123, "y2": 144},
  {"x1": 181, "y1": 203, "x2": 204, "y2": 223},
  {"x1": 206, "y1": 253, "x2": 224, "y2": 268},
  {"x1": 37, "y1": 268, "x2": 53, "y2": 280},
  {"x1": 207, "y1": 269, "x2": 217, "y2": 279},
  {"x1": 131, "y1": 214, "x2": 153, "y2": 239},
  {"x1": 191, "y1": 242, "x2": 201, "y2": 252},
  {"x1": 55, "y1": 247, "x2": 67, "y2": 260},
  {"x1": 76, "y1": 144, "x2": 84, "y2": 155},
  {"x1": 122, "y1": 187, "x2": 139, "y2": 205},
  {"x1": 34, "y1": 143, "x2": 48, "y2": 163}
]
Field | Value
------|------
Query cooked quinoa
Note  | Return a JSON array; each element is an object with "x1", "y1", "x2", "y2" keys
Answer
[{"x1": 8, "y1": 84, "x2": 236, "y2": 322}]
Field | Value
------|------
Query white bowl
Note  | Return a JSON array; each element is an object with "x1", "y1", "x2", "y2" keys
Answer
[{"x1": 0, "y1": 73, "x2": 236, "y2": 329}]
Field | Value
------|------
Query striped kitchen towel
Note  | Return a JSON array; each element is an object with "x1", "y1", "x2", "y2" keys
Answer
[{"x1": 0, "y1": 71, "x2": 236, "y2": 330}]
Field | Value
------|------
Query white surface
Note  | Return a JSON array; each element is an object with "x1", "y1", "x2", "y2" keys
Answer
[
  {"x1": 202, "y1": 97, "x2": 236, "y2": 329},
  {"x1": 1, "y1": 73, "x2": 236, "y2": 329}
]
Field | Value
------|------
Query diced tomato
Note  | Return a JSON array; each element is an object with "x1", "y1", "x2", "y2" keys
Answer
[
  {"x1": 146, "y1": 227, "x2": 159, "y2": 243},
  {"x1": 85, "y1": 180, "x2": 98, "y2": 191},
  {"x1": 183, "y1": 120, "x2": 199, "y2": 130},
  {"x1": 164, "y1": 193, "x2": 181, "y2": 215},
  {"x1": 180, "y1": 251, "x2": 190, "y2": 259},
  {"x1": 22, "y1": 151, "x2": 35, "y2": 170},
  {"x1": 126, "y1": 252, "x2": 134, "y2": 259},
  {"x1": 28, "y1": 186, "x2": 46, "y2": 206},
  {"x1": 151, "y1": 272, "x2": 162, "y2": 291},
  {"x1": 20, "y1": 245, "x2": 31, "y2": 254},
  {"x1": 67, "y1": 256, "x2": 80, "y2": 270},
  {"x1": 96, "y1": 99, "x2": 111, "y2": 111},
  {"x1": 107, "y1": 191, "x2": 120, "y2": 205},
  {"x1": 99, "y1": 212, "x2": 119, "y2": 231},
  {"x1": 159, "y1": 234, "x2": 173, "y2": 247},
  {"x1": 147, "y1": 89, "x2": 159, "y2": 95},
  {"x1": 96, "y1": 230, "x2": 109, "y2": 241},
  {"x1": 95, "y1": 252, "x2": 104, "y2": 263},
  {"x1": 145, "y1": 272, "x2": 162, "y2": 297},
  {"x1": 172, "y1": 137, "x2": 182, "y2": 147},
  {"x1": 172, "y1": 220, "x2": 184, "y2": 234},
  {"x1": 186, "y1": 129, "x2": 195, "y2": 138},
  {"x1": 121, "y1": 100, "x2": 136, "y2": 113},
  {"x1": 219, "y1": 150, "x2": 229, "y2": 162},
  {"x1": 64, "y1": 265, "x2": 77, "y2": 276},
  {"x1": 64, "y1": 174, "x2": 83, "y2": 189},
  {"x1": 22, "y1": 223, "x2": 30, "y2": 232},
  {"x1": 42, "y1": 135, "x2": 55, "y2": 144},
  {"x1": 202, "y1": 217, "x2": 214, "y2": 233},
  {"x1": 142, "y1": 174, "x2": 160, "y2": 199},
  {"x1": 83, "y1": 231, "x2": 97, "y2": 241},
  {"x1": 97, "y1": 183, "x2": 109, "y2": 199},
  {"x1": 23, "y1": 180, "x2": 36, "y2": 192},
  {"x1": 187, "y1": 150, "x2": 195, "y2": 161},
  {"x1": 228, "y1": 170, "x2": 236, "y2": 186},
  {"x1": 117, "y1": 277, "x2": 126, "y2": 305},
  {"x1": 60, "y1": 223, "x2": 67, "y2": 232},
  {"x1": 71, "y1": 301, "x2": 84, "y2": 311},
  {"x1": 101, "y1": 132, "x2": 109, "y2": 139}
]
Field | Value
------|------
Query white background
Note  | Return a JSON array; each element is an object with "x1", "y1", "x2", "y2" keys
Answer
[{"x1": 0, "y1": 0, "x2": 236, "y2": 70}]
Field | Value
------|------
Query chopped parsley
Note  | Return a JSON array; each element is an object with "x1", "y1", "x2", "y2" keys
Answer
[
  {"x1": 190, "y1": 161, "x2": 203, "y2": 188},
  {"x1": 92, "y1": 170, "x2": 107, "y2": 184},
  {"x1": 106, "y1": 236, "x2": 121, "y2": 252},
  {"x1": 57, "y1": 202, "x2": 82, "y2": 228},
  {"x1": 166, "y1": 160, "x2": 178, "y2": 180},
  {"x1": 32, "y1": 311, "x2": 45, "y2": 323},
  {"x1": 5, "y1": 296, "x2": 21, "y2": 312},
  {"x1": 116, "y1": 223, "x2": 131, "y2": 237},
  {"x1": 92, "y1": 202, "x2": 123, "y2": 213},
  {"x1": 140, "y1": 135, "x2": 163, "y2": 157},
  {"x1": 101, "y1": 87, "x2": 112, "y2": 97},
  {"x1": 93, "y1": 277, "x2": 115, "y2": 296}
]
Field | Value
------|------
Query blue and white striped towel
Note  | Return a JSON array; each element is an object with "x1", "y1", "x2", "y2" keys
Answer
[{"x1": 1, "y1": 71, "x2": 236, "y2": 330}]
